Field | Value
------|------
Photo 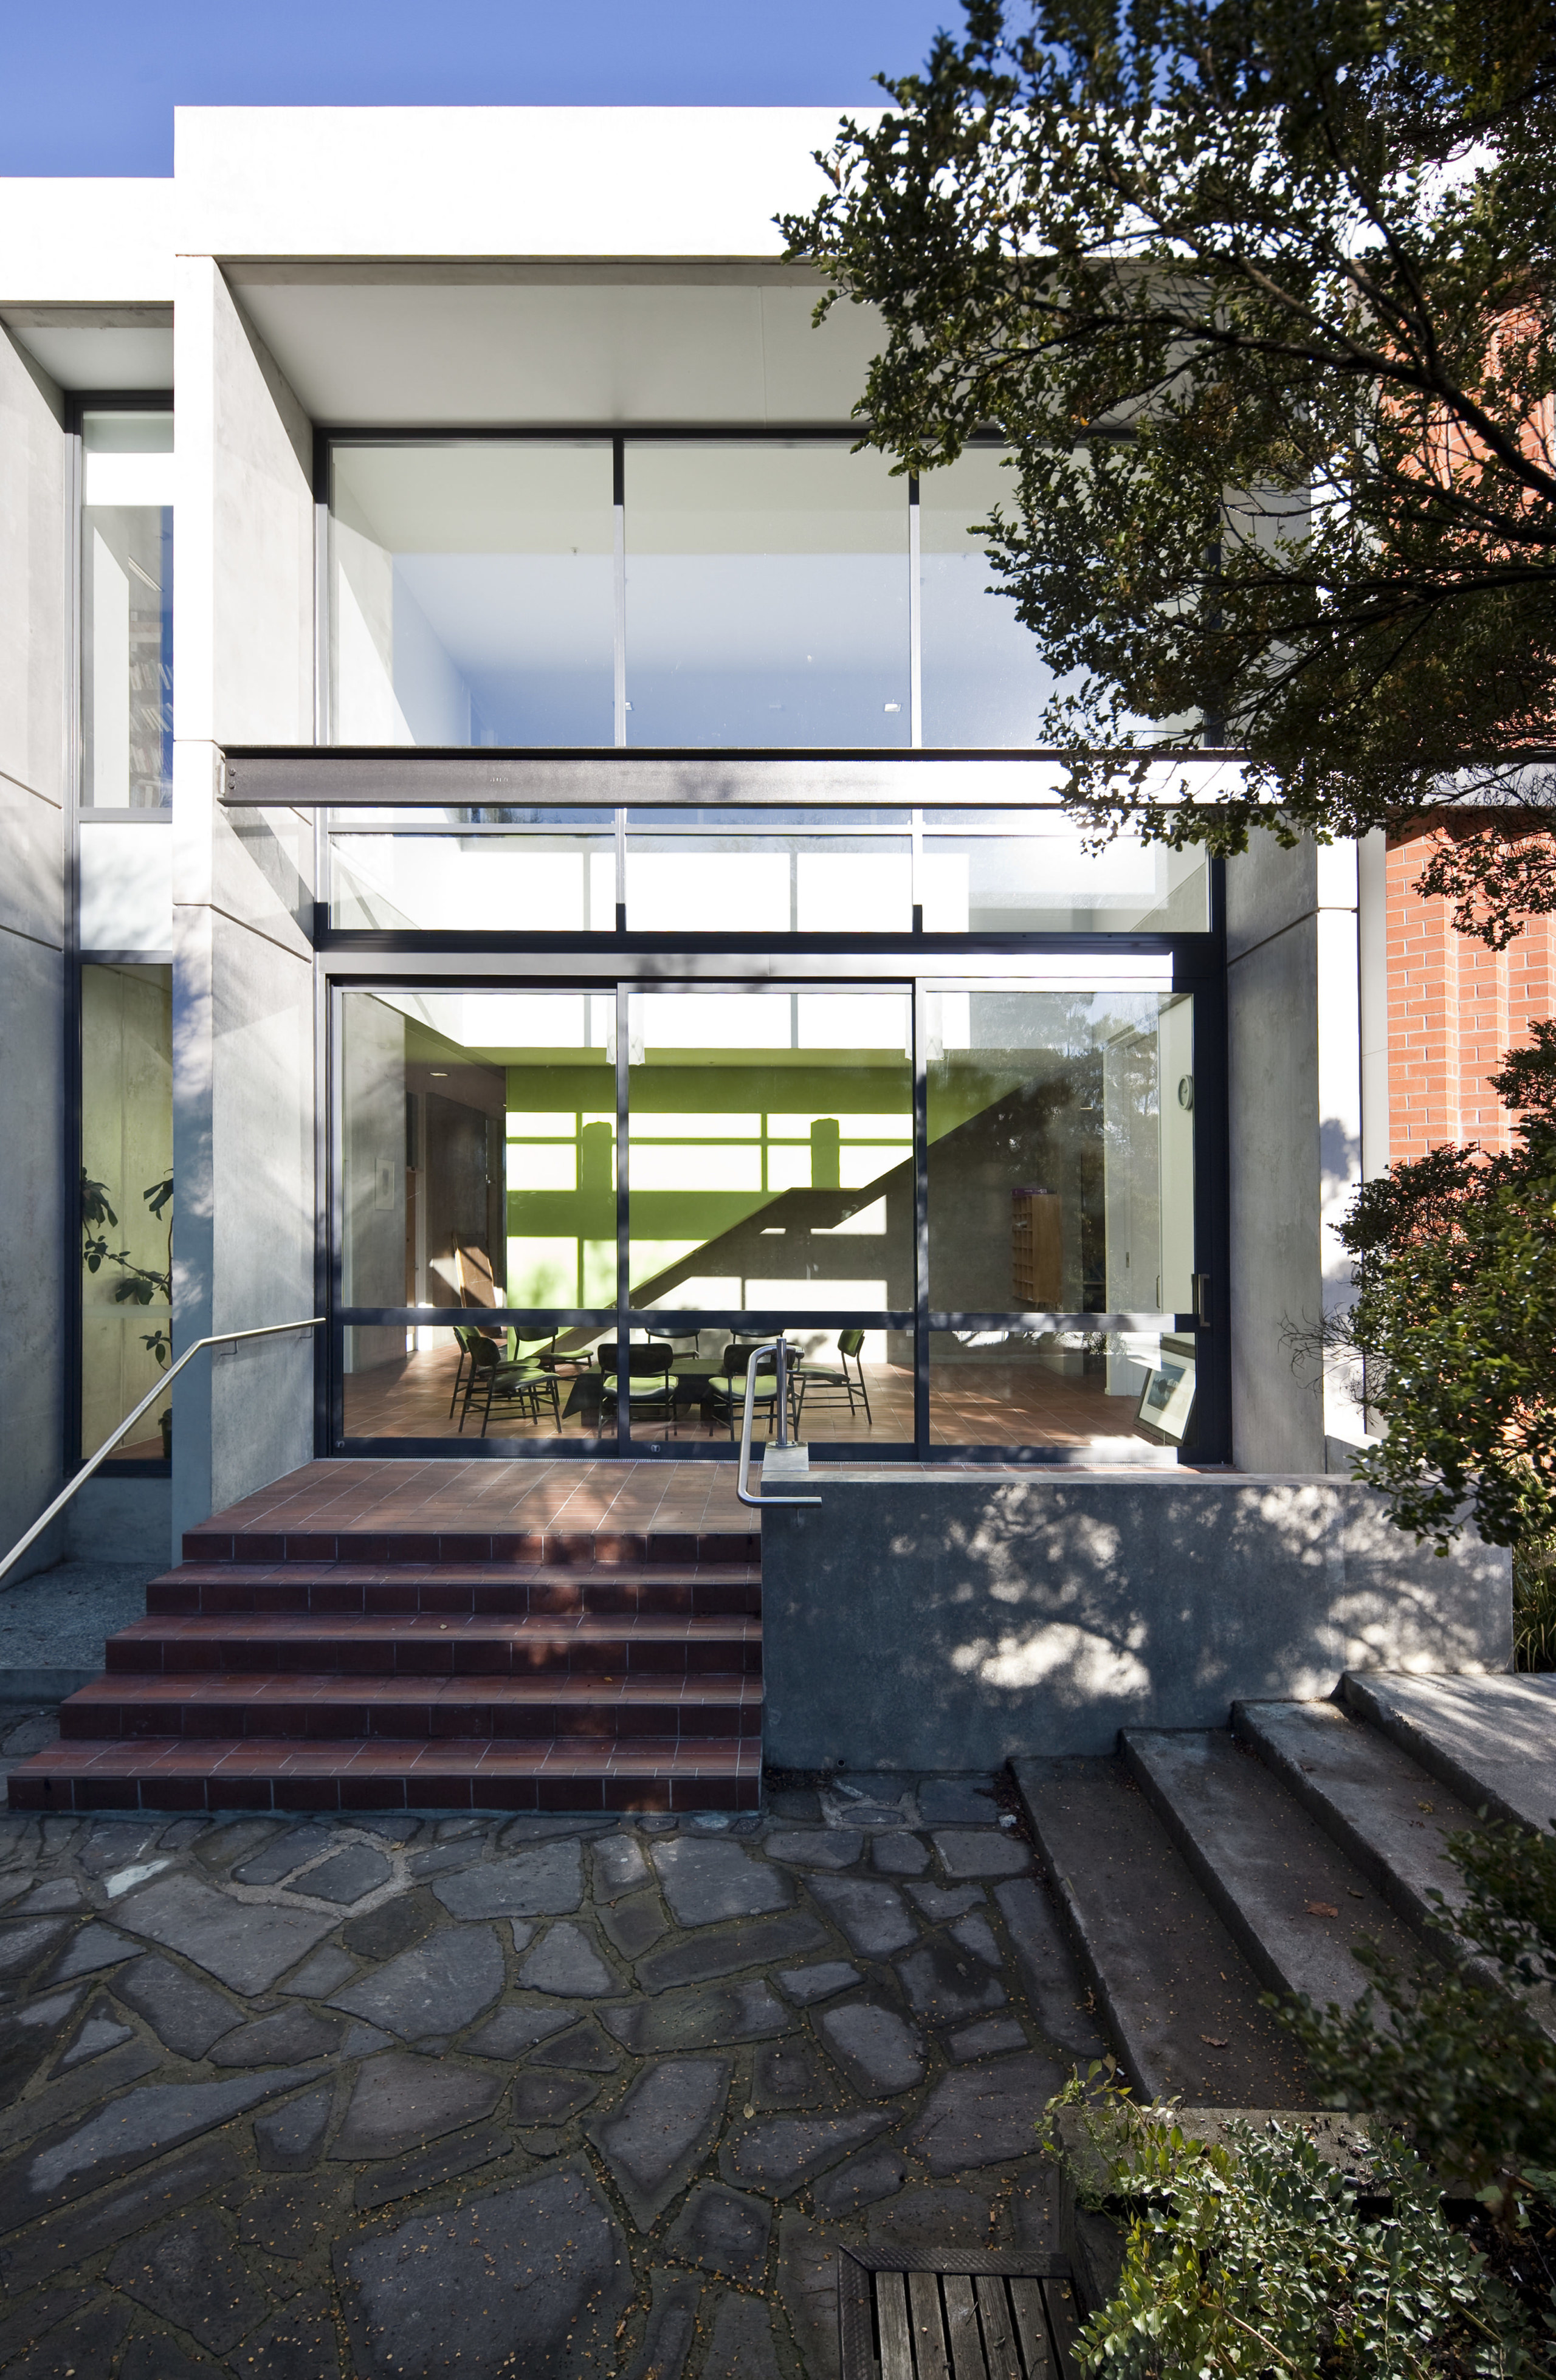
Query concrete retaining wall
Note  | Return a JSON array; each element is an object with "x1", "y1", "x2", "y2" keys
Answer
[{"x1": 760, "y1": 1470, "x2": 1511, "y2": 1769}]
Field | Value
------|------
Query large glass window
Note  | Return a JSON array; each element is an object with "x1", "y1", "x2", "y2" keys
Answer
[
  {"x1": 330, "y1": 442, "x2": 615, "y2": 746},
  {"x1": 81, "y1": 413, "x2": 173, "y2": 808},
  {"x1": 918, "y1": 446, "x2": 1065, "y2": 748},
  {"x1": 329, "y1": 811, "x2": 616, "y2": 932},
  {"x1": 624, "y1": 442, "x2": 909, "y2": 747},
  {"x1": 624, "y1": 810, "x2": 912, "y2": 934},
  {"x1": 323, "y1": 434, "x2": 1194, "y2": 753},
  {"x1": 926, "y1": 986, "x2": 1197, "y2": 1447},
  {"x1": 332, "y1": 961, "x2": 1207, "y2": 1460},
  {"x1": 920, "y1": 813, "x2": 1208, "y2": 933},
  {"x1": 80, "y1": 963, "x2": 172, "y2": 1461},
  {"x1": 626, "y1": 988, "x2": 913, "y2": 1341}
]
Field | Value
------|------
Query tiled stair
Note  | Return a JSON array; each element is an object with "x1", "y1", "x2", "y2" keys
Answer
[{"x1": 7, "y1": 1519, "x2": 763, "y2": 1816}]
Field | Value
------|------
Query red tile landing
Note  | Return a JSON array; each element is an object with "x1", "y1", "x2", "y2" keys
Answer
[{"x1": 10, "y1": 1462, "x2": 762, "y2": 1816}]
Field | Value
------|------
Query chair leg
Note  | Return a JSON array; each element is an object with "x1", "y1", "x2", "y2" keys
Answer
[
  {"x1": 852, "y1": 1357, "x2": 872, "y2": 1426},
  {"x1": 448, "y1": 1350, "x2": 467, "y2": 1420}
]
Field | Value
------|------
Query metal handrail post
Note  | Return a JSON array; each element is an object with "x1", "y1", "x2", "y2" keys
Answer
[
  {"x1": 735, "y1": 1338, "x2": 821, "y2": 1510},
  {"x1": 0, "y1": 1317, "x2": 326, "y2": 1589}
]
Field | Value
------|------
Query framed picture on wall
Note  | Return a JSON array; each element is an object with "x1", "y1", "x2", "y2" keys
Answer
[{"x1": 1136, "y1": 1335, "x2": 1197, "y2": 1445}]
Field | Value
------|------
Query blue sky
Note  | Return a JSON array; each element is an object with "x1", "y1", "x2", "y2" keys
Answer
[{"x1": 1, "y1": 0, "x2": 955, "y2": 176}]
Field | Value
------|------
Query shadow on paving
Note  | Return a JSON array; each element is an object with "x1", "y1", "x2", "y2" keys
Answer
[{"x1": 0, "y1": 1775, "x2": 1110, "y2": 2378}]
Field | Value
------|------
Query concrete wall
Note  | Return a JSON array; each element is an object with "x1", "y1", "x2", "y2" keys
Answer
[
  {"x1": 0, "y1": 329, "x2": 67, "y2": 1583},
  {"x1": 64, "y1": 1475, "x2": 171, "y2": 1566},
  {"x1": 761, "y1": 1471, "x2": 1512, "y2": 1769},
  {"x1": 1225, "y1": 839, "x2": 1364, "y2": 1470},
  {"x1": 171, "y1": 260, "x2": 318, "y2": 1556}
]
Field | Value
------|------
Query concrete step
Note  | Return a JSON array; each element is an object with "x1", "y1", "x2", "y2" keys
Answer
[
  {"x1": 1340, "y1": 1671, "x2": 1556, "y2": 1834},
  {"x1": 147, "y1": 1561, "x2": 761, "y2": 1620},
  {"x1": 1232, "y1": 1697, "x2": 1480, "y2": 1938},
  {"x1": 59, "y1": 1671, "x2": 763, "y2": 1742},
  {"x1": 7, "y1": 1734, "x2": 762, "y2": 1815},
  {"x1": 1121, "y1": 1728, "x2": 1431, "y2": 2009},
  {"x1": 103, "y1": 1612, "x2": 762, "y2": 1679},
  {"x1": 1012, "y1": 1755, "x2": 1318, "y2": 2107}
]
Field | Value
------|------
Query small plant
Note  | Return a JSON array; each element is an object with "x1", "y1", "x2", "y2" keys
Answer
[
  {"x1": 82, "y1": 1168, "x2": 173, "y2": 1362},
  {"x1": 1514, "y1": 1539, "x2": 1556, "y2": 1672},
  {"x1": 1044, "y1": 2078, "x2": 1543, "y2": 2376},
  {"x1": 1282, "y1": 1821, "x2": 1556, "y2": 2224}
]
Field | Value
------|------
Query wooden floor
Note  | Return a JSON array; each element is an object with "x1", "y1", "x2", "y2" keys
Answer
[{"x1": 343, "y1": 1343, "x2": 1155, "y2": 1451}]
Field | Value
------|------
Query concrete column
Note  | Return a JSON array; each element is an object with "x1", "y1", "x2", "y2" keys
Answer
[
  {"x1": 170, "y1": 259, "x2": 318, "y2": 1558},
  {"x1": 1225, "y1": 836, "x2": 1366, "y2": 1470},
  {"x1": 0, "y1": 331, "x2": 68, "y2": 1582}
]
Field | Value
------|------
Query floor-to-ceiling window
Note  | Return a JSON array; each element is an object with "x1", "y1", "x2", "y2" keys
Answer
[
  {"x1": 74, "y1": 399, "x2": 175, "y2": 1474},
  {"x1": 318, "y1": 428, "x2": 1222, "y2": 1463}
]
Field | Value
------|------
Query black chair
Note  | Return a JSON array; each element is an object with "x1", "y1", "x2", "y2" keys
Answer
[
  {"x1": 599, "y1": 1340, "x2": 679, "y2": 1438},
  {"x1": 794, "y1": 1328, "x2": 872, "y2": 1431},
  {"x1": 458, "y1": 1335, "x2": 561, "y2": 1437},
  {"x1": 704, "y1": 1342, "x2": 784, "y2": 1441}
]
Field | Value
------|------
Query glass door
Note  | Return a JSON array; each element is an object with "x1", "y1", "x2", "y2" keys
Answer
[{"x1": 624, "y1": 985, "x2": 914, "y2": 1454}]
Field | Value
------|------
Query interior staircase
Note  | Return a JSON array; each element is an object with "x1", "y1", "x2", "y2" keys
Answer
[
  {"x1": 1013, "y1": 1670, "x2": 1556, "y2": 2107},
  {"x1": 7, "y1": 1510, "x2": 763, "y2": 1815}
]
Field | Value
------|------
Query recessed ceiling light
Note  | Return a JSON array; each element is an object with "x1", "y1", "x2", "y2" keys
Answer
[{"x1": 430, "y1": 1069, "x2": 449, "y2": 1078}]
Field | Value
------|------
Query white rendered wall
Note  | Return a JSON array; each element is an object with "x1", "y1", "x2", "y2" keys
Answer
[
  {"x1": 176, "y1": 108, "x2": 845, "y2": 261},
  {"x1": 0, "y1": 179, "x2": 173, "y2": 306}
]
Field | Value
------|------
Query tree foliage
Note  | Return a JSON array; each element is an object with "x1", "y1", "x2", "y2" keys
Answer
[
  {"x1": 783, "y1": 0, "x2": 1556, "y2": 936},
  {"x1": 1330, "y1": 1022, "x2": 1556, "y2": 1547}
]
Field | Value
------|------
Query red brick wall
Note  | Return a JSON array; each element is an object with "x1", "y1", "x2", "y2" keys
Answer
[{"x1": 1388, "y1": 827, "x2": 1556, "y2": 1160}]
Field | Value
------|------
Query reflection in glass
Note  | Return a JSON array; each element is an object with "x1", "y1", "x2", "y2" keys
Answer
[
  {"x1": 339, "y1": 988, "x2": 616, "y2": 1440},
  {"x1": 82, "y1": 414, "x2": 173, "y2": 808},
  {"x1": 926, "y1": 1326, "x2": 1186, "y2": 1450},
  {"x1": 330, "y1": 813, "x2": 616, "y2": 930},
  {"x1": 918, "y1": 446, "x2": 1058, "y2": 749},
  {"x1": 329, "y1": 442, "x2": 614, "y2": 745},
  {"x1": 624, "y1": 810, "x2": 911, "y2": 933},
  {"x1": 627, "y1": 988, "x2": 912, "y2": 1319},
  {"x1": 926, "y1": 988, "x2": 1195, "y2": 1408},
  {"x1": 625, "y1": 444, "x2": 909, "y2": 747},
  {"x1": 919, "y1": 813, "x2": 1208, "y2": 932},
  {"x1": 81, "y1": 964, "x2": 172, "y2": 1459}
]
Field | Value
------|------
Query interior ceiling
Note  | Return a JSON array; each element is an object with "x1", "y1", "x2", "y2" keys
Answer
[{"x1": 229, "y1": 273, "x2": 884, "y2": 427}]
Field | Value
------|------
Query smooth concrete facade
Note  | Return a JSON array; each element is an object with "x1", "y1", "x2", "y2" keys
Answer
[
  {"x1": 0, "y1": 328, "x2": 68, "y2": 1582},
  {"x1": 761, "y1": 1471, "x2": 1511, "y2": 1769},
  {"x1": 170, "y1": 261, "x2": 318, "y2": 1553},
  {"x1": 1225, "y1": 837, "x2": 1367, "y2": 1472}
]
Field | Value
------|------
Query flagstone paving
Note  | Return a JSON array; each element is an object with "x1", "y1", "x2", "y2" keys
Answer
[{"x1": 0, "y1": 1772, "x2": 1109, "y2": 2378}]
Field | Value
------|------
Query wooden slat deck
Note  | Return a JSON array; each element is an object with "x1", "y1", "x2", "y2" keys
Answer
[{"x1": 838, "y1": 2252, "x2": 1081, "y2": 2380}]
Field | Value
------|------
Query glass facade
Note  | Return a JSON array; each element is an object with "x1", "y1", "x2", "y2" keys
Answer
[
  {"x1": 325, "y1": 435, "x2": 1123, "y2": 752},
  {"x1": 334, "y1": 966, "x2": 1203, "y2": 1459},
  {"x1": 81, "y1": 413, "x2": 173, "y2": 808},
  {"x1": 330, "y1": 441, "x2": 615, "y2": 745},
  {"x1": 80, "y1": 964, "x2": 173, "y2": 1462},
  {"x1": 624, "y1": 443, "x2": 909, "y2": 746},
  {"x1": 321, "y1": 432, "x2": 1218, "y2": 1463},
  {"x1": 328, "y1": 808, "x2": 1207, "y2": 935}
]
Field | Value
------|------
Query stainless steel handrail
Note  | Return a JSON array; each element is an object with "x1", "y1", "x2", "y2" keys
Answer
[
  {"x1": 0, "y1": 1318, "x2": 325, "y2": 1589},
  {"x1": 734, "y1": 1338, "x2": 822, "y2": 1510}
]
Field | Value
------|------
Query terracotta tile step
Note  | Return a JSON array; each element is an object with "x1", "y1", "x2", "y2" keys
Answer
[
  {"x1": 7, "y1": 1735, "x2": 761, "y2": 1815},
  {"x1": 146, "y1": 1561, "x2": 760, "y2": 1620},
  {"x1": 60, "y1": 1671, "x2": 763, "y2": 1742},
  {"x1": 104, "y1": 1612, "x2": 762, "y2": 1680},
  {"x1": 181, "y1": 1527, "x2": 762, "y2": 1568}
]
